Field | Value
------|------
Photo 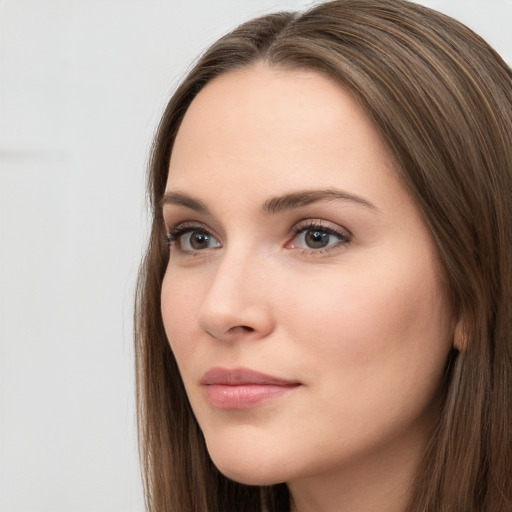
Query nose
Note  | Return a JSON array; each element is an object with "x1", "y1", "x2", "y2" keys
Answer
[{"x1": 197, "y1": 251, "x2": 275, "y2": 341}]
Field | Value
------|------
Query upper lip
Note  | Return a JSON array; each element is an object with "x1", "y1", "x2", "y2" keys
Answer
[{"x1": 200, "y1": 367, "x2": 300, "y2": 386}]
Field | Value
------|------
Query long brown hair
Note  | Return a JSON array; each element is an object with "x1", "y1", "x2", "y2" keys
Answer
[{"x1": 135, "y1": 1, "x2": 512, "y2": 510}]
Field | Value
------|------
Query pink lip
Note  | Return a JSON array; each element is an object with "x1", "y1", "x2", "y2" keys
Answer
[{"x1": 201, "y1": 367, "x2": 301, "y2": 410}]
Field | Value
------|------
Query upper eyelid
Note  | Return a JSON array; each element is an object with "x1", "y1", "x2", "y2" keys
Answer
[
  {"x1": 161, "y1": 202, "x2": 212, "y2": 222},
  {"x1": 161, "y1": 192, "x2": 363, "y2": 227},
  {"x1": 291, "y1": 219, "x2": 352, "y2": 237},
  {"x1": 165, "y1": 218, "x2": 348, "y2": 233},
  {"x1": 165, "y1": 219, "x2": 211, "y2": 234},
  {"x1": 164, "y1": 217, "x2": 350, "y2": 233}
]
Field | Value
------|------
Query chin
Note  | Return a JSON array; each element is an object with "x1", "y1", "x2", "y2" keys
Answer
[{"x1": 206, "y1": 441, "x2": 289, "y2": 486}]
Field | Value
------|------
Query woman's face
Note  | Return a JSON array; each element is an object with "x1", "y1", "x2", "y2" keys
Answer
[{"x1": 161, "y1": 64, "x2": 456, "y2": 487}]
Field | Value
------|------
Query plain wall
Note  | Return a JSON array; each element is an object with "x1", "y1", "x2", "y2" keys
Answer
[{"x1": 0, "y1": 1, "x2": 510, "y2": 511}]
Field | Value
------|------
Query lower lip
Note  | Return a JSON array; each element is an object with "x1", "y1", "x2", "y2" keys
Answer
[{"x1": 205, "y1": 384, "x2": 299, "y2": 409}]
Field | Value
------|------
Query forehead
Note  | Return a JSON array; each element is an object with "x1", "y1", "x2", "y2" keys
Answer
[{"x1": 167, "y1": 63, "x2": 400, "y2": 210}]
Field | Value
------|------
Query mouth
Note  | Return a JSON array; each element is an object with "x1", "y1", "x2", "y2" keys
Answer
[{"x1": 200, "y1": 367, "x2": 302, "y2": 410}]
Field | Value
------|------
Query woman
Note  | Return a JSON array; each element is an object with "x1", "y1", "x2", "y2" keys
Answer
[{"x1": 135, "y1": 1, "x2": 512, "y2": 510}]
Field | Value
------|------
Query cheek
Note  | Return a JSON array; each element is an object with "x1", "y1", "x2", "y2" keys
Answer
[
  {"x1": 264, "y1": 254, "x2": 453, "y2": 468},
  {"x1": 277, "y1": 250, "x2": 453, "y2": 388},
  {"x1": 161, "y1": 272, "x2": 200, "y2": 361}
]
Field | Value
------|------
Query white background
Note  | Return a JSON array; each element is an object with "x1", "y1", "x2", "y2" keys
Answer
[{"x1": 0, "y1": 1, "x2": 510, "y2": 511}]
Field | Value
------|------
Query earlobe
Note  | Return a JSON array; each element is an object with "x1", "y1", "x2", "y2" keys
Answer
[{"x1": 453, "y1": 320, "x2": 467, "y2": 351}]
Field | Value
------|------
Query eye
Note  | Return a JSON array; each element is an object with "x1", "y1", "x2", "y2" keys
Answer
[
  {"x1": 181, "y1": 230, "x2": 220, "y2": 251},
  {"x1": 287, "y1": 222, "x2": 350, "y2": 252},
  {"x1": 167, "y1": 224, "x2": 221, "y2": 253}
]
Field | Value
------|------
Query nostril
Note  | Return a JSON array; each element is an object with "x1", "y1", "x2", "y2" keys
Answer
[{"x1": 228, "y1": 325, "x2": 255, "y2": 334}]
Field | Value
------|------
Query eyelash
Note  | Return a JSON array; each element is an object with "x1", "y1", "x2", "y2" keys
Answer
[
  {"x1": 166, "y1": 222, "x2": 214, "y2": 255},
  {"x1": 289, "y1": 221, "x2": 351, "y2": 254},
  {"x1": 165, "y1": 220, "x2": 351, "y2": 255}
]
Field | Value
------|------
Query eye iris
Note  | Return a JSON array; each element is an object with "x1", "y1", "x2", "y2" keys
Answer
[
  {"x1": 190, "y1": 232, "x2": 211, "y2": 250},
  {"x1": 305, "y1": 230, "x2": 330, "y2": 249}
]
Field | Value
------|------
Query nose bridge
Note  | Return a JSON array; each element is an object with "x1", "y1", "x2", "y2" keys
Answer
[{"x1": 197, "y1": 244, "x2": 274, "y2": 339}]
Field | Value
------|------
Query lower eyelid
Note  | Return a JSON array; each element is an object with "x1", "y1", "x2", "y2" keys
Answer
[{"x1": 285, "y1": 234, "x2": 351, "y2": 256}]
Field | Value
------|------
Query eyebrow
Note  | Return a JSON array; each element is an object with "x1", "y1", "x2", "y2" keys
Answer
[
  {"x1": 160, "y1": 188, "x2": 377, "y2": 215},
  {"x1": 262, "y1": 188, "x2": 377, "y2": 214},
  {"x1": 160, "y1": 192, "x2": 210, "y2": 214}
]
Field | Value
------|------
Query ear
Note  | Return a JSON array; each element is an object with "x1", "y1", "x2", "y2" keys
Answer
[{"x1": 453, "y1": 319, "x2": 467, "y2": 351}]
